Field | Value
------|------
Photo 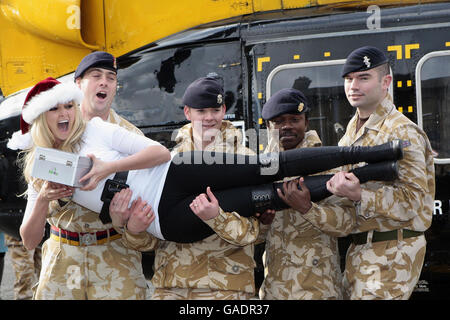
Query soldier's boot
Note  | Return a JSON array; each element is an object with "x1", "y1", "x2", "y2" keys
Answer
[
  {"x1": 252, "y1": 160, "x2": 399, "y2": 212},
  {"x1": 259, "y1": 139, "x2": 404, "y2": 179}
]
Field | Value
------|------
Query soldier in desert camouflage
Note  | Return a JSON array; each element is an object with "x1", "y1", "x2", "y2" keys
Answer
[
  {"x1": 258, "y1": 88, "x2": 348, "y2": 300},
  {"x1": 326, "y1": 46, "x2": 435, "y2": 299},
  {"x1": 3, "y1": 235, "x2": 41, "y2": 300},
  {"x1": 120, "y1": 76, "x2": 262, "y2": 300}
]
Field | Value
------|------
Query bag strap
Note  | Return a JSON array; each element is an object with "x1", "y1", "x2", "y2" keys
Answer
[{"x1": 99, "y1": 171, "x2": 129, "y2": 224}]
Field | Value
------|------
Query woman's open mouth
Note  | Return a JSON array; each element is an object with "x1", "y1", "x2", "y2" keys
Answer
[{"x1": 57, "y1": 120, "x2": 69, "y2": 132}]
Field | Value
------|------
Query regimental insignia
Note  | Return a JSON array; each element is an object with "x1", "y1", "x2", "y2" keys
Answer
[
  {"x1": 217, "y1": 94, "x2": 223, "y2": 104},
  {"x1": 298, "y1": 102, "x2": 304, "y2": 112},
  {"x1": 363, "y1": 56, "x2": 371, "y2": 68},
  {"x1": 113, "y1": 57, "x2": 117, "y2": 69}
]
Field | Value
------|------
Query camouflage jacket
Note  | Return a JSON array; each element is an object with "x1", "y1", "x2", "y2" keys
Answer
[
  {"x1": 338, "y1": 95, "x2": 435, "y2": 233},
  {"x1": 126, "y1": 121, "x2": 260, "y2": 294},
  {"x1": 260, "y1": 130, "x2": 343, "y2": 299},
  {"x1": 47, "y1": 109, "x2": 147, "y2": 235}
]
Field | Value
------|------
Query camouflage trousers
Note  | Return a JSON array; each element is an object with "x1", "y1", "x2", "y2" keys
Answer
[
  {"x1": 152, "y1": 287, "x2": 255, "y2": 300},
  {"x1": 5, "y1": 235, "x2": 41, "y2": 300},
  {"x1": 34, "y1": 236, "x2": 147, "y2": 300},
  {"x1": 259, "y1": 251, "x2": 343, "y2": 300},
  {"x1": 343, "y1": 232, "x2": 426, "y2": 300}
]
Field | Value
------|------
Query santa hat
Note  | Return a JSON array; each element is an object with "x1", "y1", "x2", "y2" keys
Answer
[{"x1": 7, "y1": 77, "x2": 83, "y2": 150}]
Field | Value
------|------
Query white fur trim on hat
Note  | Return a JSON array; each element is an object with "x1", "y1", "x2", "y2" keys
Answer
[
  {"x1": 22, "y1": 82, "x2": 83, "y2": 124},
  {"x1": 7, "y1": 130, "x2": 33, "y2": 150}
]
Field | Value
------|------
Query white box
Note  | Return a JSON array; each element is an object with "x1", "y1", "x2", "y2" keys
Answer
[{"x1": 31, "y1": 147, "x2": 92, "y2": 187}]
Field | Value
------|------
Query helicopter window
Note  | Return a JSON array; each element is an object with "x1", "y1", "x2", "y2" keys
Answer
[
  {"x1": 266, "y1": 60, "x2": 353, "y2": 146},
  {"x1": 113, "y1": 42, "x2": 242, "y2": 127},
  {"x1": 416, "y1": 51, "x2": 450, "y2": 164}
]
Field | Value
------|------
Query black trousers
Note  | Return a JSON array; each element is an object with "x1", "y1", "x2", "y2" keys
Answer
[
  {"x1": 158, "y1": 142, "x2": 400, "y2": 243},
  {"x1": 159, "y1": 152, "x2": 268, "y2": 243}
]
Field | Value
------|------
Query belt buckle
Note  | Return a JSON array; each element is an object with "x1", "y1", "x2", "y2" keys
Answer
[{"x1": 80, "y1": 233, "x2": 96, "y2": 246}]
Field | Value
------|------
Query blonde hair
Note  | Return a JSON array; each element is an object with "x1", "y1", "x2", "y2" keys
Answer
[{"x1": 18, "y1": 101, "x2": 86, "y2": 191}]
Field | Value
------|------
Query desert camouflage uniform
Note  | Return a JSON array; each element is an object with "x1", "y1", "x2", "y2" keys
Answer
[
  {"x1": 259, "y1": 130, "x2": 348, "y2": 300},
  {"x1": 33, "y1": 109, "x2": 149, "y2": 300},
  {"x1": 337, "y1": 95, "x2": 435, "y2": 299},
  {"x1": 125, "y1": 121, "x2": 260, "y2": 300},
  {"x1": 4, "y1": 235, "x2": 41, "y2": 299}
]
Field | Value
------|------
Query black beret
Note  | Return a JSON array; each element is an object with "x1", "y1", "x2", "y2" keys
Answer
[
  {"x1": 262, "y1": 88, "x2": 310, "y2": 120},
  {"x1": 341, "y1": 46, "x2": 389, "y2": 77},
  {"x1": 74, "y1": 51, "x2": 117, "y2": 80},
  {"x1": 182, "y1": 77, "x2": 225, "y2": 109}
]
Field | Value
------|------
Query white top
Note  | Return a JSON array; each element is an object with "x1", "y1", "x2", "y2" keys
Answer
[{"x1": 25, "y1": 117, "x2": 172, "y2": 239}]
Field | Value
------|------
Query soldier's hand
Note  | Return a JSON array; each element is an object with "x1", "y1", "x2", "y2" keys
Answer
[
  {"x1": 127, "y1": 197, "x2": 155, "y2": 234},
  {"x1": 255, "y1": 209, "x2": 276, "y2": 225},
  {"x1": 277, "y1": 177, "x2": 312, "y2": 214},
  {"x1": 190, "y1": 186, "x2": 220, "y2": 221},
  {"x1": 109, "y1": 188, "x2": 133, "y2": 227},
  {"x1": 326, "y1": 171, "x2": 361, "y2": 202}
]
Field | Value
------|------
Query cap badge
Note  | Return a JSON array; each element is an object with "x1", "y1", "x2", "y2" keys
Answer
[
  {"x1": 298, "y1": 102, "x2": 304, "y2": 112},
  {"x1": 363, "y1": 56, "x2": 371, "y2": 68},
  {"x1": 113, "y1": 57, "x2": 117, "y2": 69},
  {"x1": 217, "y1": 94, "x2": 223, "y2": 104}
]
